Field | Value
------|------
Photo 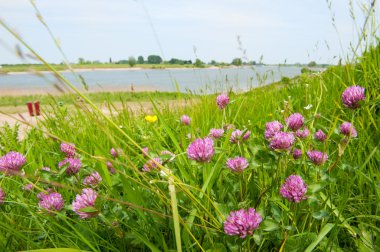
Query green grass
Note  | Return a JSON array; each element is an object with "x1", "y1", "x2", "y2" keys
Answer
[
  {"x1": 0, "y1": 91, "x2": 190, "y2": 108},
  {"x1": 0, "y1": 2, "x2": 380, "y2": 250},
  {"x1": 0, "y1": 42, "x2": 378, "y2": 251}
]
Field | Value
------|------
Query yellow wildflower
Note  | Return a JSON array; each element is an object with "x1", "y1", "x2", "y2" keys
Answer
[{"x1": 145, "y1": 115, "x2": 158, "y2": 123}]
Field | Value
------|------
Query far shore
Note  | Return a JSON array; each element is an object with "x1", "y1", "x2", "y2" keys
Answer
[{"x1": 0, "y1": 65, "x2": 229, "y2": 75}]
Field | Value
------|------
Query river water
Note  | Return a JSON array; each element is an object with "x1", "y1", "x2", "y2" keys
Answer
[{"x1": 0, "y1": 66, "x2": 303, "y2": 95}]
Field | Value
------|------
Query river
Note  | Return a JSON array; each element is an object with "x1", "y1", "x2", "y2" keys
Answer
[{"x1": 0, "y1": 66, "x2": 303, "y2": 96}]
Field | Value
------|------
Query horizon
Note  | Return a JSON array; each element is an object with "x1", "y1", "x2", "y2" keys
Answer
[{"x1": 0, "y1": 0, "x2": 377, "y2": 65}]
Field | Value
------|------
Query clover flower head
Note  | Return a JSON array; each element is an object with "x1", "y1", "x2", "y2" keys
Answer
[
  {"x1": 60, "y1": 142, "x2": 76, "y2": 157},
  {"x1": 307, "y1": 150, "x2": 328, "y2": 165},
  {"x1": 180, "y1": 114, "x2": 191, "y2": 125},
  {"x1": 72, "y1": 188, "x2": 98, "y2": 218},
  {"x1": 0, "y1": 151, "x2": 26, "y2": 173},
  {"x1": 83, "y1": 172, "x2": 102, "y2": 186},
  {"x1": 286, "y1": 113, "x2": 304, "y2": 131},
  {"x1": 293, "y1": 148, "x2": 302, "y2": 160},
  {"x1": 187, "y1": 137, "x2": 214, "y2": 163},
  {"x1": 106, "y1": 161, "x2": 115, "y2": 173},
  {"x1": 269, "y1": 132, "x2": 295, "y2": 150},
  {"x1": 224, "y1": 208, "x2": 262, "y2": 238},
  {"x1": 209, "y1": 128, "x2": 224, "y2": 139},
  {"x1": 216, "y1": 93, "x2": 230, "y2": 109},
  {"x1": 280, "y1": 175, "x2": 308, "y2": 202},
  {"x1": 38, "y1": 192, "x2": 64, "y2": 213},
  {"x1": 340, "y1": 122, "x2": 357, "y2": 138},
  {"x1": 342, "y1": 85, "x2": 365, "y2": 109},
  {"x1": 24, "y1": 183, "x2": 33, "y2": 191},
  {"x1": 226, "y1": 157, "x2": 249, "y2": 172},
  {"x1": 315, "y1": 129, "x2": 327, "y2": 142},
  {"x1": 264, "y1": 121, "x2": 283, "y2": 139},
  {"x1": 59, "y1": 157, "x2": 82, "y2": 175},
  {"x1": 295, "y1": 127, "x2": 310, "y2": 139}
]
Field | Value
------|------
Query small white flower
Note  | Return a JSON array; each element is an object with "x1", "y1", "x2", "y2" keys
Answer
[
  {"x1": 160, "y1": 170, "x2": 168, "y2": 177},
  {"x1": 305, "y1": 84, "x2": 309, "y2": 88},
  {"x1": 280, "y1": 110, "x2": 284, "y2": 113},
  {"x1": 304, "y1": 104, "x2": 313, "y2": 110}
]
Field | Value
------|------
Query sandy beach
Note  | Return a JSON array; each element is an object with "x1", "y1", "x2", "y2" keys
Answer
[
  {"x1": 0, "y1": 84, "x2": 158, "y2": 97},
  {"x1": 0, "y1": 99, "x2": 191, "y2": 139}
]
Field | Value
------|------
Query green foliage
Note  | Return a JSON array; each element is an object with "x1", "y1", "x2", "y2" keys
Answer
[
  {"x1": 281, "y1": 76, "x2": 291, "y2": 84},
  {"x1": 128, "y1": 56, "x2": 136, "y2": 67},
  {"x1": 137, "y1": 56, "x2": 144, "y2": 64},
  {"x1": 168, "y1": 58, "x2": 192, "y2": 64},
  {"x1": 147, "y1": 55, "x2": 163, "y2": 64},
  {"x1": 1, "y1": 8, "x2": 380, "y2": 251},
  {"x1": 307, "y1": 61, "x2": 317, "y2": 67},
  {"x1": 231, "y1": 58, "x2": 242, "y2": 66},
  {"x1": 0, "y1": 43, "x2": 379, "y2": 250},
  {"x1": 194, "y1": 58, "x2": 204, "y2": 67}
]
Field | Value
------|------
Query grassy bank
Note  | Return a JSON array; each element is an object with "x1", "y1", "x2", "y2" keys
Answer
[
  {"x1": 0, "y1": 42, "x2": 378, "y2": 251},
  {"x1": 0, "y1": 91, "x2": 189, "y2": 108}
]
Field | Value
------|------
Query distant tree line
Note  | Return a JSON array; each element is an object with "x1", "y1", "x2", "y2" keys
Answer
[
  {"x1": 76, "y1": 56, "x2": 331, "y2": 68},
  {"x1": 77, "y1": 56, "x2": 260, "y2": 67}
]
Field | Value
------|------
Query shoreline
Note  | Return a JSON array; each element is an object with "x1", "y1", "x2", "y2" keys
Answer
[
  {"x1": 1, "y1": 65, "x2": 225, "y2": 75},
  {"x1": 0, "y1": 65, "x2": 303, "y2": 76},
  {"x1": 0, "y1": 85, "x2": 158, "y2": 97}
]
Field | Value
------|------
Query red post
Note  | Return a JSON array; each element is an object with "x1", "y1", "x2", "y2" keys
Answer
[
  {"x1": 26, "y1": 102, "x2": 34, "y2": 116},
  {"x1": 34, "y1": 101, "x2": 40, "y2": 116}
]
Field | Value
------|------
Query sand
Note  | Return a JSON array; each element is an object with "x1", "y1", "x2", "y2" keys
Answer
[
  {"x1": 0, "y1": 85, "x2": 158, "y2": 97},
  {"x1": 0, "y1": 99, "x2": 192, "y2": 139}
]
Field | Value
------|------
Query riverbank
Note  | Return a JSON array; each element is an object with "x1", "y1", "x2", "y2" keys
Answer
[
  {"x1": 0, "y1": 63, "x2": 226, "y2": 74},
  {"x1": 0, "y1": 84, "x2": 158, "y2": 97},
  {"x1": 0, "y1": 90, "x2": 191, "y2": 111}
]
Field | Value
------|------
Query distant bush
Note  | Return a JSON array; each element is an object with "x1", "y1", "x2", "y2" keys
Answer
[
  {"x1": 301, "y1": 67, "x2": 312, "y2": 74},
  {"x1": 281, "y1": 76, "x2": 291, "y2": 84}
]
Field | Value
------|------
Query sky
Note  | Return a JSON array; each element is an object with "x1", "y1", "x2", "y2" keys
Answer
[{"x1": 0, "y1": 0, "x2": 377, "y2": 65}]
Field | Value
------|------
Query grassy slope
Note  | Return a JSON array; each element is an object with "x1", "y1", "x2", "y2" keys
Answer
[
  {"x1": 0, "y1": 91, "x2": 188, "y2": 107},
  {"x1": 0, "y1": 44, "x2": 379, "y2": 251}
]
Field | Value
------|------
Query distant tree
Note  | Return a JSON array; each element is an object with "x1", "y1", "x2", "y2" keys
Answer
[
  {"x1": 210, "y1": 60, "x2": 217, "y2": 65},
  {"x1": 118, "y1": 60, "x2": 129, "y2": 64},
  {"x1": 168, "y1": 58, "x2": 191, "y2": 64},
  {"x1": 247, "y1": 61, "x2": 256, "y2": 65},
  {"x1": 109, "y1": 57, "x2": 113, "y2": 63},
  {"x1": 137, "y1": 56, "x2": 144, "y2": 64},
  {"x1": 308, "y1": 61, "x2": 317, "y2": 67},
  {"x1": 194, "y1": 58, "x2": 204, "y2": 67},
  {"x1": 147, "y1": 55, "x2": 163, "y2": 64},
  {"x1": 231, "y1": 58, "x2": 242, "y2": 66},
  {"x1": 128, "y1": 56, "x2": 137, "y2": 67},
  {"x1": 78, "y1": 57, "x2": 85, "y2": 64}
]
